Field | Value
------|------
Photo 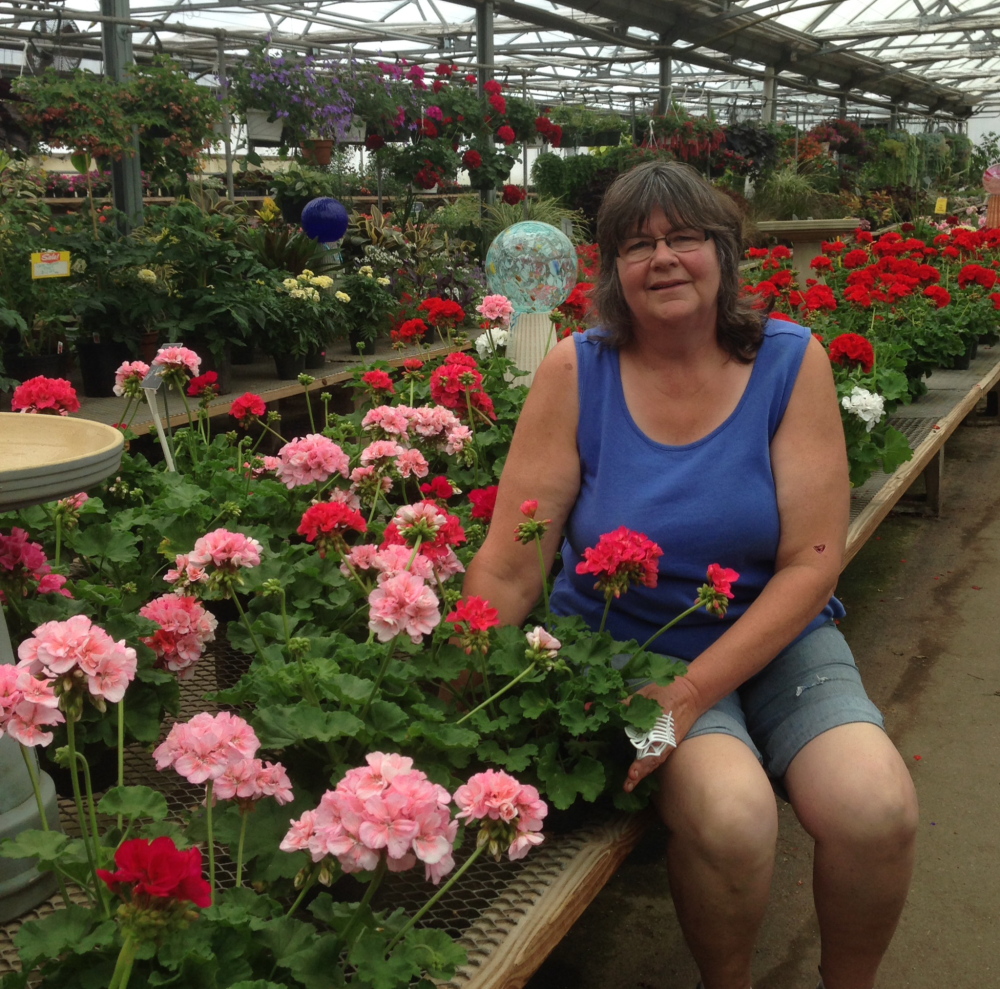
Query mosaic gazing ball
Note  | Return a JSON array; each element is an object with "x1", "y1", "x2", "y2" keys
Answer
[
  {"x1": 983, "y1": 164, "x2": 1000, "y2": 195},
  {"x1": 301, "y1": 197, "x2": 349, "y2": 244},
  {"x1": 485, "y1": 221, "x2": 577, "y2": 314}
]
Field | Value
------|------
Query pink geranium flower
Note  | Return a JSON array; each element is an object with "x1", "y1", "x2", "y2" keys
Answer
[
  {"x1": 113, "y1": 361, "x2": 150, "y2": 398},
  {"x1": 152, "y1": 345, "x2": 201, "y2": 376},
  {"x1": 476, "y1": 294, "x2": 514, "y2": 325},
  {"x1": 139, "y1": 594, "x2": 218, "y2": 677},
  {"x1": 152, "y1": 711, "x2": 282, "y2": 805},
  {"x1": 0, "y1": 667, "x2": 64, "y2": 747},
  {"x1": 275, "y1": 434, "x2": 350, "y2": 489},
  {"x1": 281, "y1": 752, "x2": 457, "y2": 884},
  {"x1": 17, "y1": 615, "x2": 137, "y2": 705},
  {"x1": 164, "y1": 529, "x2": 262, "y2": 596},
  {"x1": 454, "y1": 769, "x2": 548, "y2": 862},
  {"x1": 368, "y1": 571, "x2": 441, "y2": 643}
]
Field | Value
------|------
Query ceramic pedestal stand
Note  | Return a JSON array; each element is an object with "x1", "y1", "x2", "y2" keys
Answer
[
  {"x1": 755, "y1": 217, "x2": 862, "y2": 289},
  {"x1": 987, "y1": 194, "x2": 1000, "y2": 230},
  {"x1": 0, "y1": 413, "x2": 124, "y2": 922},
  {"x1": 506, "y1": 311, "x2": 558, "y2": 388}
]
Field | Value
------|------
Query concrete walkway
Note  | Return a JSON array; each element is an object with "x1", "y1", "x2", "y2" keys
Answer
[{"x1": 525, "y1": 407, "x2": 999, "y2": 989}]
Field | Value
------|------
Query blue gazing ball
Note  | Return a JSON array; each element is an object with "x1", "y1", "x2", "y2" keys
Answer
[
  {"x1": 485, "y1": 221, "x2": 577, "y2": 314},
  {"x1": 301, "y1": 197, "x2": 349, "y2": 244}
]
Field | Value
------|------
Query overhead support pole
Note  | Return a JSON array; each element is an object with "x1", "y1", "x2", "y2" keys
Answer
[
  {"x1": 657, "y1": 35, "x2": 671, "y2": 115},
  {"x1": 838, "y1": 91, "x2": 848, "y2": 118},
  {"x1": 476, "y1": 2, "x2": 495, "y2": 206},
  {"x1": 100, "y1": 0, "x2": 143, "y2": 230},
  {"x1": 217, "y1": 36, "x2": 235, "y2": 201},
  {"x1": 761, "y1": 65, "x2": 777, "y2": 124}
]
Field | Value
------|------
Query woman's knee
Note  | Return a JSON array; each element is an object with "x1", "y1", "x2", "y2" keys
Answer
[
  {"x1": 658, "y1": 735, "x2": 779, "y2": 867},
  {"x1": 787, "y1": 725, "x2": 919, "y2": 850}
]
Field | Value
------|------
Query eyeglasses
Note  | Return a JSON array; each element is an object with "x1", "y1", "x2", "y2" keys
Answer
[{"x1": 617, "y1": 230, "x2": 711, "y2": 263}]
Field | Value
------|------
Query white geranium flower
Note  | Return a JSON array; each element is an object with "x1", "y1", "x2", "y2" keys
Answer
[
  {"x1": 474, "y1": 328, "x2": 510, "y2": 358},
  {"x1": 841, "y1": 386, "x2": 885, "y2": 432}
]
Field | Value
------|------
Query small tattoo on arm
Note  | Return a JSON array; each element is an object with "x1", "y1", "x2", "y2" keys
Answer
[{"x1": 814, "y1": 544, "x2": 826, "y2": 553}]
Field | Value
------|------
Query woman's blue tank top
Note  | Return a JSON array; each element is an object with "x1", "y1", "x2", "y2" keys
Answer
[{"x1": 548, "y1": 318, "x2": 845, "y2": 661}]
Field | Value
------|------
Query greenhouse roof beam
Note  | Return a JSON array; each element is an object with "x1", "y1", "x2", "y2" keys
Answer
[{"x1": 811, "y1": 13, "x2": 1000, "y2": 41}]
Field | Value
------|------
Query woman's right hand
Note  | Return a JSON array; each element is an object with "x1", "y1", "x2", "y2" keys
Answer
[{"x1": 622, "y1": 675, "x2": 703, "y2": 793}]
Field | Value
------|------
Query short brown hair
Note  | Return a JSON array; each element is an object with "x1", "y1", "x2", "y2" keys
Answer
[{"x1": 592, "y1": 160, "x2": 764, "y2": 362}]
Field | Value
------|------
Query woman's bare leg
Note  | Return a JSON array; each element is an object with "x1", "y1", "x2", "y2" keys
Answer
[
  {"x1": 784, "y1": 723, "x2": 918, "y2": 989},
  {"x1": 655, "y1": 734, "x2": 778, "y2": 989}
]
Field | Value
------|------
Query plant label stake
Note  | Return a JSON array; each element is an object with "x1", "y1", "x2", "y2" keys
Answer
[{"x1": 140, "y1": 365, "x2": 176, "y2": 472}]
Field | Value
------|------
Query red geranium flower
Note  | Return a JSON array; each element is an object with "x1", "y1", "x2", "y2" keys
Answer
[
  {"x1": 469, "y1": 485, "x2": 498, "y2": 521},
  {"x1": 11, "y1": 376, "x2": 80, "y2": 416},
  {"x1": 923, "y1": 285, "x2": 951, "y2": 309},
  {"x1": 801, "y1": 285, "x2": 838, "y2": 312},
  {"x1": 489, "y1": 94, "x2": 507, "y2": 116},
  {"x1": 186, "y1": 371, "x2": 219, "y2": 397},
  {"x1": 484, "y1": 79, "x2": 503, "y2": 95},
  {"x1": 298, "y1": 502, "x2": 367, "y2": 557},
  {"x1": 420, "y1": 476, "x2": 457, "y2": 500},
  {"x1": 418, "y1": 297, "x2": 466, "y2": 328},
  {"x1": 230, "y1": 392, "x2": 265, "y2": 422},
  {"x1": 447, "y1": 595, "x2": 500, "y2": 654},
  {"x1": 575, "y1": 526, "x2": 663, "y2": 600},
  {"x1": 361, "y1": 370, "x2": 395, "y2": 393},
  {"x1": 97, "y1": 836, "x2": 211, "y2": 908},
  {"x1": 462, "y1": 149, "x2": 483, "y2": 170},
  {"x1": 828, "y1": 333, "x2": 875, "y2": 374},
  {"x1": 496, "y1": 125, "x2": 516, "y2": 145},
  {"x1": 502, "y1": 184, "x2": 526, "y2": 205},
  {"x1": 391, "y1": 318, "x2": 429, "y2": 347}
]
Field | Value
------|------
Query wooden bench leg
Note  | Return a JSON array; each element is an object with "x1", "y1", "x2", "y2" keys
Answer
[
  {"x1": 987, "y1": 385, "x2": 999, "y2": 417},
  {"x1": 922, "y1": 447, "x2": 943, "y2": 517}
]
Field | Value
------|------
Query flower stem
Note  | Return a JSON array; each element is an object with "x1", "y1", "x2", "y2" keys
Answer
[
  {"x1": 54, "y1": 514, "x2": 63, "y2": 570},
  {"x1": 597, "y1": 595, "x2": 613, "y2": 634},
  {"x1": 456, "y1": 662, "x2": 537, "y2": 725},
  {"x1": 464, "y1": 391, "x2": 484, "y2": 487},
  {"x1": 533, "y1": 534, "x2": 550, "y2": 619},
  {"x1": 358, "y1": 640, "x2": 397, "y2": 721},
  {"x1": 117, "y1": 698, "x2": 125, "y2": 831},
  {"x1": 65, "y1": 718, "x2": 109, "y2": 917},
  {"x1": 19, "y1": 745, "x2": 72, "y2": 908},
  {"x1": 108, "y1": 934, "x2": 138, "y2": 989},
  {"x1": 205, "y1": 780, "x2": 216, "y2": 905},
  {"x1": 335, "y1": 857, "x2": 387, "y2": 955},
  {"x1": 617, "y1": 602, "x2": 705, "y2": 679},
  {"x1": 231, "y1": 593, "x2": 265, "y2": 660},
  {"x1": 285, "y1": 863, "x2": 321, "y2": 917},
  {"x1": 386, "y1": 844, "x2": 485, "y2": 951},
  {"x1": 235, "y1": 806, "x2": 249, "y2": 888}
]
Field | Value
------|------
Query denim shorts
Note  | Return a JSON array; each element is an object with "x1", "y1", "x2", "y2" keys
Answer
[
  {"x1": 615, "y1": 620, "x2": 884, "y2": 784},
  {"x1": 685, "y1": 620, "x2": 884, "y2": 781}
]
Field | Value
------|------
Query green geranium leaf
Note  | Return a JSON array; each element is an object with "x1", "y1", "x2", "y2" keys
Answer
[
  {"x1": 519, "y1": 685, "x2": 553, "y2": 718},
  {"x1": 350, "y1": 930, "x2": 418, "y2": 989},
  {"x1": 326, "y1": 673, "x2": 374, "y2": 706},
  {"x1": 620, "y1": 692, "x2": 662, "y2": 731},
  {"x1": 0, "y1": 830, "x2": 67, "y2": 862},
  {"x1": 253, "y1": 704, "x2": 365, "y2": 747},
  {"x1": 97, "y1": 785, "x2": 169, "y2": 822},
  {"x1": 412, "y1": 723, "x2": 480, "y2": 751},
  {"x1": 283, "y1": 933, "x2": 347, "y2": 989},
  {"x1": 367, "y1": 699, "x2": 409, "y2": 736},
  {"x1": 14, "y1": 906, "x2": 117, "y2": 970},
  {"x1": 70, "y1": 524, "x2": 139, "y2": 564},
  {"x1": 404, "y1": 928, "x2": 467, "y2": 978},
  {"x1": 475, "y1": 741, "x2": 538, "y2": 772},
  {"x1": 536, "y1": 746, "x2": 606, "y2": 810}
]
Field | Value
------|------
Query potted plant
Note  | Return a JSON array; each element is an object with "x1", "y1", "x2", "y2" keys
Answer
[
  {"x1": 228, "y1": 44, "x2": 355, "y2": 153},
  {"x1": 335, "y1": 263, "x2": 397, "y2": 354},
  {"x1": 257, "y1": 270, "x2": 344, "y2": 375},
  {"x1": 130, "y1": 55, "x2": 228, "y2": 192},
  {"x1": 269, "y1": 162, "x2": 353, "y2": 224},
  {"x1": 346, "y1": 61, "x2": 420, "y2": 140}
]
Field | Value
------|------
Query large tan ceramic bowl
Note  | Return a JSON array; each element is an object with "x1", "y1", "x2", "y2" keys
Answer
[{"x1": 0, "y1": 413, "x2": 124, "y2": 511}]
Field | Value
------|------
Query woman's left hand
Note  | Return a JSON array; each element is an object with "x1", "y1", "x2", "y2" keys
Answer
[{"x1": 622, "y1": 675, "x2": 702, "y2": 793}]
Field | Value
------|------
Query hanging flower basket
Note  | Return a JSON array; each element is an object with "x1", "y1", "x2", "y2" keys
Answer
[
  {"x1": 245, "y1": 109, "x2": 284, "y2": 145},
  {"x1": 301, "y1": 138, "x2": 334, "y2": 167}
]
